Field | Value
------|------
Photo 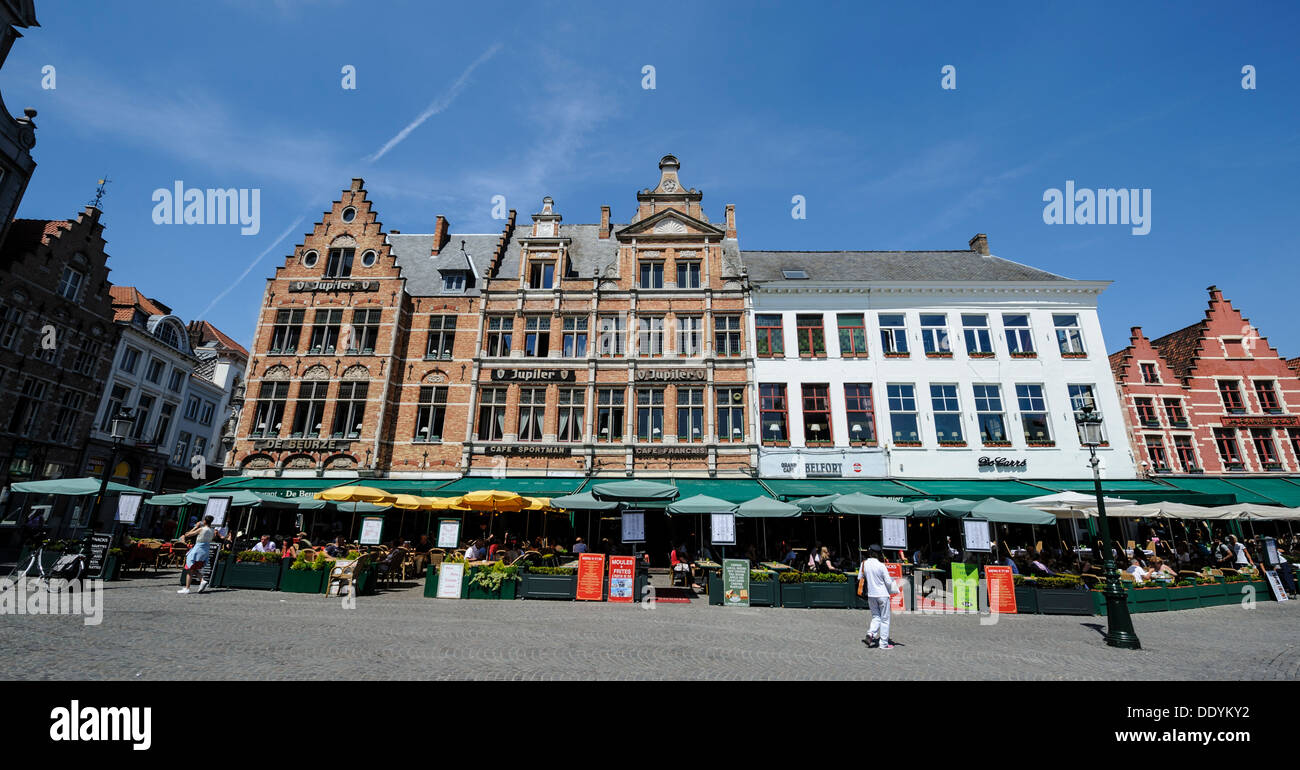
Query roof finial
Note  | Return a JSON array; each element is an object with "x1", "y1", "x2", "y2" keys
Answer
[{"x1": 89, "y1": 176, "x2": 111, "y2": 209}]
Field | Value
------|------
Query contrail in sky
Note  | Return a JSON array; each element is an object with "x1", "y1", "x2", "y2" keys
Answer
[{"x1": 199, "y1": 214, "x2": 306, "y2": 319}]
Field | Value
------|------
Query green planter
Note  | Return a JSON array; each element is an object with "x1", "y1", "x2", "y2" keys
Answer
[
  {"x1": 1195, "y1": 581, "x2": 1229, "y2": 606},
  {"x1": 1248, "y1": 580, "x2": 1271, "y2": 602},
  {"x1": 467, "y1": 575, "x2": 518, "y2": 600},
  {"x1": 1014, "y1": 585, "x2": 1038, "y2": 614},
  {"x1": 280, "y1": 566, "x2": 328, "y2": 594},
  {"x1": 803, "y1": 580, "x2": 854, "y2": 608},
  {"x1": 223, "y1": 560, "x2": 282, "y2": 590},
  {"x1": 778, "y1": 581, "x2": 807, "y2": 608},
  {"x1": 177, "y1": 555, "x2": 228, "y2": 588},
  {"x1": 1035, "y1": 587, "x2": 1096, "y2": 615},
  {"x1": 1091, "y1": 590, "x2": 1108, "y2": 616},
  {"x1": 1127, "y1": 586, "x2": 1170, "y2": 613},
  {"x1": 750, "y1": 575, "x2": 778, "y2": 607},
  {"x1": 98, "y1": 554, "x2": 123, "y2": 581},
  {"x1": 1166, "y1": 585, "x2": 1199, "y2": 612},
  {"x1": 520, "y1": 572, "x2": 578, "y2": 600}
]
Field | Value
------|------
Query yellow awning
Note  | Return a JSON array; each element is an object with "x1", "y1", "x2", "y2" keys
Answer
[{"x1": 314, "y1": 485, "x2": 398, "y2": 504}]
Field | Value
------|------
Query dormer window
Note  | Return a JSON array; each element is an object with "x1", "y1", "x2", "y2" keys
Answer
[
  {"x1": 442, "y1": 273, "x2": 466, "y2": 293},
  {"x1": 325, "y1": 248, "x2": 354, "y2": 278},
  {"x1": 781, "y1": 269, "x2": 809, "y2": 280},
  {"x1": 57, "y1": 267, "x2": 84, "y2": 301},
  {"x1": 158, "y1": 323, "x2": 182, "y2": 351},
  {"x1": 528, "y1": 259, "x2": 555, "y2": 289}
]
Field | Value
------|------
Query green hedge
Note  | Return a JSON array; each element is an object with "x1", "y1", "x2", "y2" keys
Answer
[
  {"x1": 525, "y1": 566, "x2": 577, "y2": 576},
  {"x1": 778, "y1": 571, "x2": 848, "y2": 584}
]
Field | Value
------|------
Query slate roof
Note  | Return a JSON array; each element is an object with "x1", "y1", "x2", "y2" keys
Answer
[
  {"x1": 741, "y1": 249, "x2": 1068, "y2": 283},
  {"x1": 388, "y1": 233, "x2": 499, "y2": 296},
  {"x1": 500, "y1": 224, "x2": 618, "y2": 280},
  {"x1": 1149, "y1": 321, "x2": 1207, "y2": 381}
]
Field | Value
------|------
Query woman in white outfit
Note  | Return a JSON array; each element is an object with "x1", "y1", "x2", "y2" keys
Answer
[{"x1": 858, "y1": 545, "x2": 900, "y2": 650}]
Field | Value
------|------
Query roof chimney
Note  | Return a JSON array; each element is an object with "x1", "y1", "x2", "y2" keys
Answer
[
  {"x1": 432, "y1": 216, "x2": 449, "y2": 256},
  {"x1": 599, "y1": 206, "x2": 610, "y2": 239},
  {"x1": 725, "y1": 204, "x2": 736, "y2": 239},
  {"x1": 969, "y1": 233, "x2": 989, "y2": 256}
]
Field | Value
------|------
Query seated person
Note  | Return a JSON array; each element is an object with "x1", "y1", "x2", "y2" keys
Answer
[
  {"x1": 572, "y1": 537, "x2": 588, "y2": 554},
  {"x1": 282, "y1": 538, "x2": 299, "y2": 560},
  {"x1": 1125, "y1": 558, "x2": 1149, "y2": 584},
  {"x1": 783, "y1": 546, "x2": 799, "y2": 567},
  {"x1": 325, "y1": 536, "x2": 350, "y2": 558},
  {"x1": 1148, "y1": 557, "x2": 1176, "y2": 581},
  {"x1": 996, "y1": 548, "x2": 1019, "y2": 574},
  {"x1": 1027, "y1": 551, "x2": 1055, "y2": 576},
  {"x1": 251, "y1": 534, "x2": 277, "y2": 553}
]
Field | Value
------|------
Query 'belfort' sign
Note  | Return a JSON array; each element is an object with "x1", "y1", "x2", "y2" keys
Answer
[
  {"x1": 289, "y1": 280, "x2": 379, "y2": 293},
  {"x1": 491, "y1": 368, "x2": 576, "y2": 382},
  {"x1": 252, "y1": 438, "x2": 350, "y2": 452},
  {"x1": 634, "y1": 368, "x2": 706, "y2": 382},
  {"x1": 1222, "y1": 415, "x2": 1299, "y2": 428},
  {"x1": 483, "y1": 444, "x2": 572, "y2": 457}
]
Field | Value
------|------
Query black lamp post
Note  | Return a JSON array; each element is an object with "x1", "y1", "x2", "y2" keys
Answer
[
  {"x1": 1075, "y1": 404, "x2": 1141, "y2": 649},
  {"x1": 94, "y1": 408, "x2": 136, "y2": 543}
]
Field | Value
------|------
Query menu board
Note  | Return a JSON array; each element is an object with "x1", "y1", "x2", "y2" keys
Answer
[
  {"x1": 115, "y1": 493, "x2": 142, "y2": 524},
  {"x1": 1264, "y1": 570, "x2": 1289, "y2": 602},
  {"x1": 437, "y1": 519, "x2": 461, "y2": 549},
  {"x1": 203, "y1": 495, "x2": 230, "y2": 527},
  {"x1": 951, "y1": 562, "x2": 979, "y2": 613},
  {"x1": 608, "y1": 555, "x2": 636, "y2": 602},
  {"x1": 984, "y1": 565, "x2": 1018, "y2": 614},
  {"x1": 1264, "y1": 537, "x2": 1280, "y2": 568},
  {"x1": 710, "y1": 512, "x2": 736, "y2": 545},
  {"x1": 436, "y1": 562, "x2": 464, "y2": 599},
  {"x1": 885, "y1": 562, "x2": 905, "y2": 612},
  {"x1": 86, "y1": 532, "x2": 114, "y2": 578},
  {"x1": 962, "y1": 519, "x2": 992, "y2": 552},
  {"x1": 359, "y1": 516, "x2": 384, "y2": 545},
  {"x1": 620, "y1": 510, "x2": 645, "y2": 543},
  {"x1": 721, "y1": 558, "x2": 750, "y2": 607},
  {"x1": 199, "y1": 544, "x2": 222, "y2": 586},
  {"x1": 882, "y1": 516, "x2": 907, "y2": 550},
  {"x1": 576, "y1": 553, "x2": 606, "y2": 601}
]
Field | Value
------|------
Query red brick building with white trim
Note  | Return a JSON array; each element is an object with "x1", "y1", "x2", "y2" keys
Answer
[{"x1": 1109, "y1": 286, "x2": 1300, "y2": 475}]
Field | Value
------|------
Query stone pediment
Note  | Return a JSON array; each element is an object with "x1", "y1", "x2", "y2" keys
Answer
[{"x1": 615, "y1": 208, "x2": 723, "y2": 240}]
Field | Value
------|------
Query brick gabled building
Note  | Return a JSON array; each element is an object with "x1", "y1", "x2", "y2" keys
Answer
[{"x1": 1110, "y1": 286, "x2": 1300, "y2": 475}]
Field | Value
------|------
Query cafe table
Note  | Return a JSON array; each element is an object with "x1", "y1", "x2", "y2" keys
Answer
[
  {"x1": 760, "y1": 561, "x2": 792, "y2": 573},
  {"x1": 694, "y1": 559, "x2": 722, "y2": 593},
  {"x1": 911, "y1": 566, "x2": 947, "y2": 612}
]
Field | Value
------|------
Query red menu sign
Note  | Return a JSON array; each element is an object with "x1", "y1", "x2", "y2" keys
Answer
[
  {"x1": 984, "y1": 565, "x2": 1017, "y2": 614},
  {"x1": 576, "y1": 553, "x2": 606, "y2": 601},
  {"x1": 608, "y1": 555, "x2": 636, "y2": 603},
  {"x1": 885, "y1": 563, "x2": 905, "y2": 612}
]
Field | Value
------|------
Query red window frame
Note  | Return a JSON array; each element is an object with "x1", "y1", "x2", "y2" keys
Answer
[
  {"x1": 1214, "y1": 428, "x2": 1243, "y2": 468},
  {"x1": 800, "y1": 384, "x2": 833, "y2": 445},
  {"x1": 1173, "y1": 436, "x2": 1197, "y2": 471},
  {"x1": 1254, "y1": 380, "x2": 1281, "y2": 413},
  {"x1": 1144, "y1": 434, "x2": 1169, "y2": 471},
  {"x1": 837, "y1": 313, "x2": 868, "y2": 357},
  {"x1": 1135, "y1": 398, "x2": 1159, "y2": 424},
  {"x1": 795, "y1": 315, "x2": 826, "y2": 358},
  {"x1": 1140, "y1": 363, "x2": 1159, "y2": 383},
  {"x1": 843, "y1": 383, "x2": 877, "y2": 445},
  {"x1": 1290, "y1": 428, "x2": 1300, "y2": 462},
  {"x1": 755, "y1": 315, "x2": 784, "y2": 358},
  {"x1": 1251, "y1": 428, "x2": 1281, "y2": 467},
  {"x1": 1162, "y1": 398, "x2": 1186, "y2": 424},
  {"x1": 1219, "y1": 380, "x2": 1245, "y2": 412},
  {"x1": 759, "y1": 383, "x2": 789, "y2": 444}
]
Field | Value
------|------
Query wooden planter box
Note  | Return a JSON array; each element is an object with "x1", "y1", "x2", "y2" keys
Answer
[
  {"x1": 467, "y1": 575, "x2": 518, "y2": 600},
  {"x1": 1195, "y1": 581, "x2": 1229, "y2": 606},
  {"x1": 1014, "y1": 585, "x2": 1038, "y2": 614},
  {"x1": 520, "y1": 572, "x2": 578, "y2": 600},
  {"x1": 1127, "y1": 586, "x2": 1170, "y2": 613},
  {"x1": 779, "y1": 579, "x2": 854, "y2": 609},
  {"x1": 222, "y1": 559, "x2": 283, "y2": 590},
  {"x1": 778, "y1": 581, "x2": 807, "y2": 608},
  {"x1": 707, "y1": 573, "x2": 779, "y2": 607},
  {"x1": 1035, "y1": 587, "x2": 1096, "y2": 615},
  {"x1": 280, "y1": 566, "x2": 328, "y2": 594},
  {"x1": 1165, "y1": 585, "x2": 1199, "y2": 612}
]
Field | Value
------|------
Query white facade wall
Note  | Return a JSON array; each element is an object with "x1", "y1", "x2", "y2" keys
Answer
[{"x1": 750, "y1": 281, "x2": 1137, "y2": 480}]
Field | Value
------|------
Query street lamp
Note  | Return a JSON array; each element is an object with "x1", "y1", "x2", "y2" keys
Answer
[
  {"x1": 95, "y1": 407, "x2": 136, "y2": 543},
  {"x1": 1075, "y1": 404, "x2": 1140, "y2": 649}
]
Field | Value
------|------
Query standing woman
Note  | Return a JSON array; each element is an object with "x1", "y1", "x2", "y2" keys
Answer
[{"x1": 178, "y1": 514, "x2": 217, "y2": 595}]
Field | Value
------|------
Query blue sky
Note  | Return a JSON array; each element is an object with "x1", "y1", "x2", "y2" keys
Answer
[{"x1": 4, "y1": 0, "x2": 1298, "y2": 355}]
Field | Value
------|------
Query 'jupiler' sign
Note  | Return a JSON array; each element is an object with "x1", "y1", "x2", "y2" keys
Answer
[
  {"x1": 491, "y1": 369, "x2": 576, "y2": 382},
  {"x1": 289, "y1": 280, "x2": 379, "y2": 293},
  {"x1": 634, "y1": 368, "x2": 706, "y2": 382}
]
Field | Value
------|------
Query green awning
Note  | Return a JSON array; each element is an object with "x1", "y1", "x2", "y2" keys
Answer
[
  {"x1": 1220, "y1": 478, "x2": 1300, "y2": 507},
  {"x1": 1027, "y1": 479, "x2": 1176, "y2": 493},
  {"x1": 671, "y1": 478, "x2": 769, "y2": 503},
  {"x1": 434, "y1": 476, "x2": 585, "y2": 497},
  {"x1": 667, "y1": 494, "x2": 737, "y2": 515},
  {"x1": 548, "y1": 491, "x2": 618, "y2": 511},
  {"x1": 831, "y1": 492, "x2": 913, "y2": 517},
  {"x1": 331, "y1": 502, "x2": 392, "y2": 513},
  {"x1": 591, "y1": 480, "x2": 680, "y2": 502},
  {"x1": 761, "y1": 478, "x2": 916, "y2": 499},
  {"x1": 900, "y1": 479, "x2": 1048, "y2": 498},
  {"x1": 910, "y1": 498, "x2": 977, "y2": 517},
  {"x1": 910, "y1": 497, "x2": 1055, "y2": 524},
  {"x1": 735, "y1": 496, "x2": 802, "y2": 518},
  {"x1": 793, "y1": 494, "x2": 842, "y2": 514},
  {"x1": 11, "y1": 477, "x2": 151, "y2": 496},
  {"x1": 1158, "y1": 477, "x2": 1279, "y2": 504},
  {"x1": 146, "y1": 489, "x2": 265, "y2": 507}
]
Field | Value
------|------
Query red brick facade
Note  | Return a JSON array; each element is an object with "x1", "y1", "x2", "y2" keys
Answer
[{"x1": 1110, "y1": 286, "x2": 1300, "y2": 475}]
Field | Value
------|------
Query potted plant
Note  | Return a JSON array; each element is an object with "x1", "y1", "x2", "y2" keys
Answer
[
  {"x1": 280, "y1": 552, "x2": 331, "y2": 594},
  {"x1": 520, "y1": 565, "x2": 578, "y2": 600},
  {"x1": 223, "y1": 549, "x2": 284, "y2": 590},
  {"x1": 466, "y1": 562, "x2": 519, "y2": 600}
]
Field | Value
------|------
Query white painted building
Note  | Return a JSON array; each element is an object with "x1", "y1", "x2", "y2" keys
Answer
[{"x1": 744, "y1": 235, "x2": 1136, "y2": 481}]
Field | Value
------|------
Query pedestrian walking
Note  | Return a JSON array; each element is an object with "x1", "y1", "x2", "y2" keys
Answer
[
  {"x1": 178, "y1": 515, "x2": 217, "y2": 595},
  {"x1": 858, "y1": 544, "x2": 900, "y2": 649}
]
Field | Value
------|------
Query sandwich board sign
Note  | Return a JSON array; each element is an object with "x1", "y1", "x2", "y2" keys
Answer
[{"x1": 436, "y1": 562, "x2": 464, "y2": 599}]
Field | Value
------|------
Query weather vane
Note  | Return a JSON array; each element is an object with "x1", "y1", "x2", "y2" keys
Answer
[{"x1": 90, "y1": 176, "x2": 111, "y2": 208}]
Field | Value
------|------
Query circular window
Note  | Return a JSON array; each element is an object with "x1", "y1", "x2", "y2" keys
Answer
[
  {"x1": 302, "y1": 250, "x2": 319, "y2": 268},
  {"x1": 340, "y1": 207, "x2": 357, "y2": 223},
  {"x1": 360, "y1": 250, "x2": 378, "y2": 268}
]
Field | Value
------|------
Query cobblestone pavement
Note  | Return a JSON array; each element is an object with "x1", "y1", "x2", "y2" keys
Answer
[{"x1": 1, "y1": 574, "x2": 1296, "y2": 680}]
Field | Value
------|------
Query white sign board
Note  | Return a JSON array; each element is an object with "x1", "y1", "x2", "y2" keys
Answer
[
  {"x1": 437, "y1": 519, "x2": 461, "y2": 549},
  {"x1": 203, "y1": 495, "x2": 230, "y2": 527},
  {"x1": 436, "y1": 562, "x2": 464, "y2": 599},
  {"x1": 1264, "y1": 570, "x2": 1289, "y2": 602},
  {"x1": 882, "y1": 516, "x2": 908, "y2": 550},
  {"x1": 115, "y1": 492, "x2": 142, "y2": 524},
  {"x1": 621, "y1": 510, "x2": 645, "y2": 543},
  {"x1": 710, "y1": 512, "x2": 736, "y2": 545},
  {"x1": 359, "y1": 516, "x2": 384, "y2": 546},
  {"x1": 962, "y1": 518, "x2": 992, "y2": 553}
]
